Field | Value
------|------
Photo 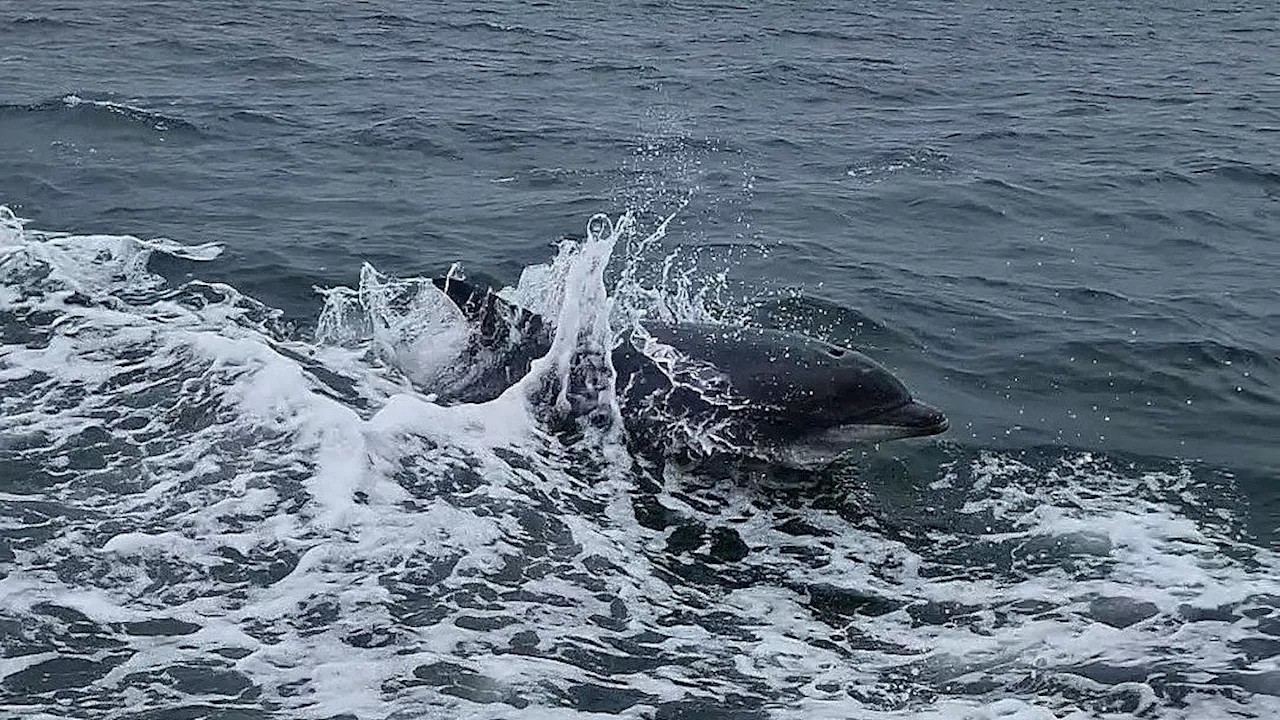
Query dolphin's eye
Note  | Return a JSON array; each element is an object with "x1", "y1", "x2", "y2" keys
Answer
[{"x1": 826, "y1": 347, "x2": 846, "y2": 358}]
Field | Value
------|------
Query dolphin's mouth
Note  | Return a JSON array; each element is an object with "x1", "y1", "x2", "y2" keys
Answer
[
  {"x1": 762, "y1": 400, "x2": 949, "y2": 470},
  {"x1": 862, "y1": 399, "x2": 949, "y2": 436}
]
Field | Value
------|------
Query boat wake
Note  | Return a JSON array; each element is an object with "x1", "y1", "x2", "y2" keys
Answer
[{"x1": 1, "y1": 206, "x2": 1276, "y2": 719}]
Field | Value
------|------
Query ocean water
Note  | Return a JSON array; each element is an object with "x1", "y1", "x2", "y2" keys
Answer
[{"x1": 1, "y1": 1, "x2": 1278, "y2": 718}]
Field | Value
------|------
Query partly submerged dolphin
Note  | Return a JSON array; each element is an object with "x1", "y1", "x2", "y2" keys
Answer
[{"x1": 430, "y1": 276, "x2": 948, "y2": 469}]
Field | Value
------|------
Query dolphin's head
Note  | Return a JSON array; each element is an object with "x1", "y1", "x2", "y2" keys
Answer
[
  {"x1": 639, "y1": 323, "x2": 948, "y2": 470},
  {"x1": 763, "y1": 396, "x2": 949, "y2": 469},
  {"x1": 754, "y1": 338, "x2": 948, "y2": 469}
]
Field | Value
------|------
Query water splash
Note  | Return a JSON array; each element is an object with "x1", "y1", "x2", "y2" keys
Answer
[
  {"x1": 314, "y1": 263, "x2": 476, "y2": 397},
  {"x1": 3, "y1": 207, "x2": 1277, "y2": 719}
]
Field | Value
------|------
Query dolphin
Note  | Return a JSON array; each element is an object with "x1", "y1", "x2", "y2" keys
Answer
[{"x1": 430, "y1": 275, "x2": 948, "y2": 469}]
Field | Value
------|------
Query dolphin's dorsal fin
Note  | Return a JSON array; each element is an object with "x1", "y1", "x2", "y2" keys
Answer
[{"x1": 431, "y1": 275, "x2": 548, "y2": 346}]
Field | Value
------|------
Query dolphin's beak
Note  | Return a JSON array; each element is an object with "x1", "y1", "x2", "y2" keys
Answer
[
  {"x1": 869, "y1": 400, "x2": 949, "y2": 436},
  {"x1": 764, "y1": 399, "x2": 949, "y2": 469}
]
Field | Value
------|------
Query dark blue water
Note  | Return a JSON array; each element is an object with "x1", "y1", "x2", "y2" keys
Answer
[{"x1": 2, "y1": 2, "x2": 1278, "y2": 718}]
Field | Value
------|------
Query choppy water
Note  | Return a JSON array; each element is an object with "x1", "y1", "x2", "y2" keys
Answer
[{"x1": 2, "y1": 1, "x2": 1278, "y2": 718}]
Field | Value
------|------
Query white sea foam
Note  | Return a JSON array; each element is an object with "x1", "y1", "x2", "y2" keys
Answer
[{"x1": 1, "y1": 206, "x2": 1277, "y2": 719}]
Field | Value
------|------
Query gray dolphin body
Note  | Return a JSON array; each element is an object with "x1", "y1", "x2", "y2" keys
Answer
[{"x1": 431, "y1": 276, "x2": 947, "y2": 469}]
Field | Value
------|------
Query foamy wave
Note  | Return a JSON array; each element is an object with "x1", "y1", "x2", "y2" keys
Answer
[{"x1": 1, "y1": 209, "x2": 1276, "y2": 719}]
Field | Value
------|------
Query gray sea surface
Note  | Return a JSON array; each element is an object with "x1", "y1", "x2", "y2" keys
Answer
[{"x1": 1, "y1": 1, "x2": 1278, "y2": 718}]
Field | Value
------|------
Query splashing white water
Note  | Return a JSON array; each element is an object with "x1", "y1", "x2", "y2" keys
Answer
[{"x1": 1, "y1": 206, "x2": 1277, "y2": 720}]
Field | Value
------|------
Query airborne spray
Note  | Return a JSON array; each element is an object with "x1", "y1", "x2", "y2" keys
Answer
[{"x1": 517, "y1": 212, "x2": 624, "y2": 442}]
